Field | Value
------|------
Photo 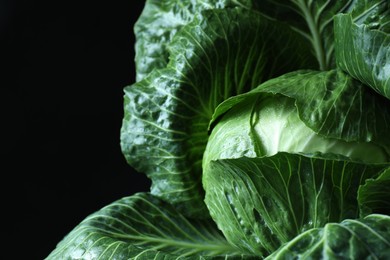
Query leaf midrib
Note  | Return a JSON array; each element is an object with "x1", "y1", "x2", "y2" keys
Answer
[
  {"x1": 96, "y1": 230, "x2": 237, "y2": 254},
  {"x1": 294, "y1": 0, "x2": 328, "y2": 70}
]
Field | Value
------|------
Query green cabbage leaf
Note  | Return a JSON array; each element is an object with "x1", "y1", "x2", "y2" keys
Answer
[
  {"x1": 121, "y1": 8, "x2": 315, "y2": 217},
  {"x1": 335, "y1": 10, "x2": 390, "y2": 99},
  {"x1": 46, "y1": 193, "x2": 254, "y2": 259},
  {"x1": 205, "y1": 69, "x2": 390, "y2": 166},
  {"x1": 267, "y1": 214, "x2": 390, "y2": 259},
  {"x1": 48, "y1": 0, "x2": 390, "y2": 259},
  {"x1": 203, "y1": 153, "x2": 389, "y2": 256},
  {"x1": 134, "y1": 0, "x2": 279, "y2": 81},
  {"x1": 358, "y1": 167, "x2": 390, "y2": 217}
]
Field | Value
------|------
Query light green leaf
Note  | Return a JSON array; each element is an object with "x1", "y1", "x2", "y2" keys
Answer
[
  {"x1": 358, "y1": 168, "x2": 390, "y2": 217},
  {"x1": 335, "y1": 12, "x2": 390, "y2": 100},
  {"x1": 205, "y1": 70, "x2": 390, "y2": 165},
  {"x1": 46, "y1": 193, "x2": 252, "y2": 260},
  {"x1": 203, "y1": 153, "x2": 389, "y2": 256},
  {"x1": 267, "y1": 214, "x2": 390, "y2": 259},
  {"x1": 121, "y1": 8, "x2": 316, "y2": 217},
  {"x1": 251, "y1": 70, "x2": 390, "y2": 143}
]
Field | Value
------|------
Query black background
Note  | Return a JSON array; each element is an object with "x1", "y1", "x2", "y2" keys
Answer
[{"x1": 2, "y1": 1, "x2": 150, "y2": 259}]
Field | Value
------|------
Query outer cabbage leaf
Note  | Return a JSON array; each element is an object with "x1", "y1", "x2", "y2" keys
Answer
[
  {"x1": 358, "y1": 168, "x2": 390, "y2": 217},
  {"x1": 134, "y1": 0, "x2": 261, "y2": 81},
  {"x1": 254, "y1": 0, "x2": 389, "y2": 70},
  {"x1": 121, "y1": 8, "x2": 316, "y2": 217},
  {"x1": 46, "y1": 193, "x2": 253, "y2": 260},
  {"x1": 134, "y1": 0, "x2": 201, "y2": 81},
  {"x1": 335, "y1": 12, "x2": 390, "y2": 100},
  {"x1": 135, "y1": 0, "x2": 389, "y2": 76},
  {"x1": 205, "y1": 70, "x2": 390, "y2": 166},
  {"x1": 203, "y1": 153, "x2": 389, "y2": 256},
  {"x1": 267, "y1": 214, "x2": 390, "y2": 259},
  {"x1": 255, "y1": 0, "x2": 346, "y2": 70}
]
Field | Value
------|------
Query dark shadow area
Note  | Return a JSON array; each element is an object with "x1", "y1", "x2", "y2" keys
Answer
[{"x1": 1, "y1": 1, "x2": 150, "y2": 258}]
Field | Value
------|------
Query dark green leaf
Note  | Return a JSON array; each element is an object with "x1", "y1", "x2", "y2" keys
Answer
[
  {"x1": 135, "y1": 0, "x2": 390, "y2": 79},
  {"x1": 335, "y1": 12, "x2": 390, "y2": 100},
  {"x1": 255, "y1": 0, "x2": 347, "y2": 70},
  {"x1": 348, "y1": 0, "x2": 390, "y2": 32},
  {"x1": 359, "y1": 168, "x2": 390, "y2": 217},
  {"x1": 267, "y1": 214, "x2": 390, "y2": 259},
  {"x1": 134, "y1": 0, "x2": 263, "y2": 81},
  {"x1": 46, "y1": 193, "x2": 252, "y2": 260},
  {"x1": 134, "y1": 0, "x2": 199, "y2": 81},
  {"x1": 121, "y1": 8, "x2": 315, "y2": 217},
  {"x1": 203, "y1": 153, "x2": 388, "y2": 256}
]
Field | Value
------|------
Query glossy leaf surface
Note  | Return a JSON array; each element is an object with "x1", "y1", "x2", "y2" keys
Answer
[
  {"x1": 205, "y1": 70, "x2": 390, "y2": 166},
  {"x1": 46, "y1": 193, "x2": 252, "y2": 260},
  {"x1": 358, "y1": 168, "x2": 390, "y2": 217},
  {"x1": 335, "y1": 12, "x2": 390, "y2": 99},
  {"x1": 134, "y1": 0, "x2": 263, "y2": 81},
  {"x1": 121, "y1": 8, "x2": 315, "y2": 217},
  {"x1": 267, "y1": 214, "x2": 390, "y2": 259},
  {"x1": 203, "y1": 153, "x2": 389, "y2": 256}
]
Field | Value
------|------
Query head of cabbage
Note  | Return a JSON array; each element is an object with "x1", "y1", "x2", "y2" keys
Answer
[
  {"x1": 202, "y1": 69, "x2": 390, "y2": 255},
  {"x1": 47, "y1": 1, "x2": 390, "y2": 259}
]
